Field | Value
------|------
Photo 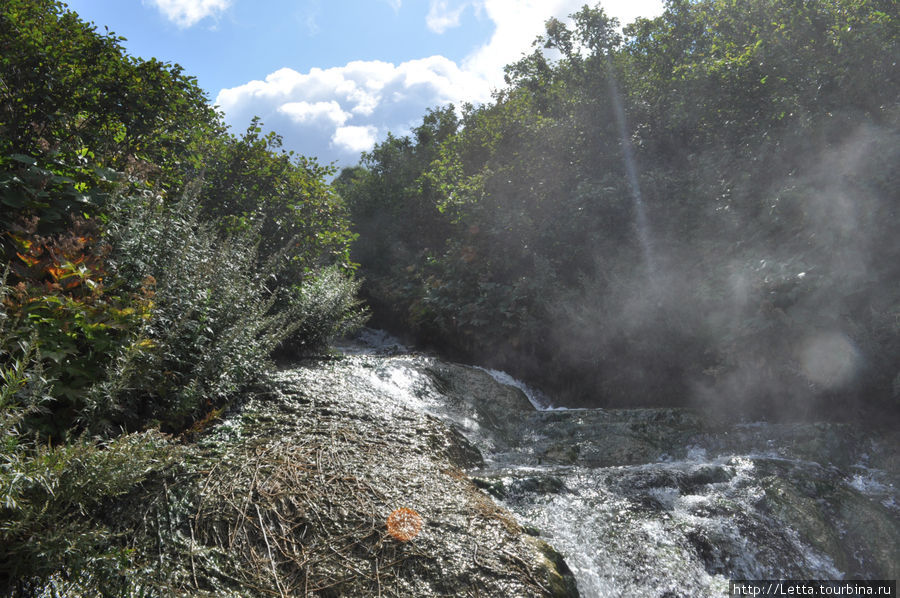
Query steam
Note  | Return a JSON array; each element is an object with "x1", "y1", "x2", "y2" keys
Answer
[{"x1": 545, "y1": 121, "x2": 898, "y2": 420}]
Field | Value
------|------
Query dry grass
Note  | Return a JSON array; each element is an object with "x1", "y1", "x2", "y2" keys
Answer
[
  {"x1": 107, "y1": 365, "x2": 572, "y2": 598},
  {"x1": 185, "y1": 438, "x2": 441, "y2": 597}
]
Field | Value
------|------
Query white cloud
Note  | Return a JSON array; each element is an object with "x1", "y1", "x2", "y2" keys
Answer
[
  {"x1": 427, "y1": 0, "x2": 470, "y2": 34},
  {"x1": 422, "y1": 0, "x2": 665, "y2": 91},
  {"x1": 463, "y1": 0, "x2": 585, "y2": 87},
  {"x1": 146, "y1": 0, "x2": 231, "y2": 28},
  {"x1": 607, "y1": 0, "x2": 667, "y2": 29},
  {"x1": 214, "y1": 0, "x2": 665, "y2": 166},
  {"x1": 216, "y1": 57, "x2": 490, "y2": 164},
  {"x1": 279, "y1": 101, "x2": 350, "y2": 127},
  {"x1": 332, "y1": 126, "x2": 379, "y2": 153}
]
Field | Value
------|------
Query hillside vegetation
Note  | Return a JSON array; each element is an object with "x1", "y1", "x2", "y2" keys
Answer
[
  {"x1": 339, "y1": 0, "x2": 899, "y2": 419},
  {"x1": 2, "y1": 0, "x2": 898, "y2": 592},
  {"x1": 1, "y1": 0, "x2": 365, "y2": 592}
]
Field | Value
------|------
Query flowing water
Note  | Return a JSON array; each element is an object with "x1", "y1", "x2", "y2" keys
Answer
[{"x1": 337, "y1": 331, "x2": 900, "y2": 597}]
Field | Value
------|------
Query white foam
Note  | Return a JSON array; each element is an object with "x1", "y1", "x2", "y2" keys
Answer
[
  {"x1": 686, "y1": 445, "x2": 708, "y2": 461},
  {"x1": 849, "y1": 473, "x2": 888, "y2": 494},
  {"x1": 475, "y1": 367, "x2": 563, "y2": 410}
]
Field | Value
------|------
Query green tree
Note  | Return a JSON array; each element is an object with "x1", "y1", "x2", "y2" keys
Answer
[
  {"x1": 342, "y1": 0, "x2": 899, "y2": 415},
  {"x1": 0, "y1": 0, "x2": 221, "y2": 243},
  {"x1": 198, "y1": 119, "x2": 354, "y2": 271}
]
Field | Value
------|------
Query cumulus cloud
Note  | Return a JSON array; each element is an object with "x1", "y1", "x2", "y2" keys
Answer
[
  {"x1": 216, "y1": 58, "x2": 490, "y2": 164},
  {"x1": 214, "y1": 0, "x2": 664, "y2": 165},
  {"x1": 607, "y1": 0, "x2": 667, "y2": 29},
  {"x1": 279, "y1": 101, "x2": 350, "y2": 127},
  {"x1": 454, "y1": 0, "x2": 665, "y2": 87},
  {"x1": 333, "y1": 126, "x2": 379, "y2": 153},
  {"x1": 463, "y1": 0, "x2": 585, "y2": 85},
  {"x1": 146, "y1": 0, "x2": 231, "y2": 28}
]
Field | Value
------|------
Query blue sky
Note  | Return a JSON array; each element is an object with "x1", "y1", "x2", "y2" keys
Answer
[{"x1": 63, "y1": 0, "x2": 665, "y2": 167}]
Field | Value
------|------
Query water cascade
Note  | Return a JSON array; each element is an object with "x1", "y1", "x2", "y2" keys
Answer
[{"x1": 335, "y1": 331, "x2": 899, "y2": 597}]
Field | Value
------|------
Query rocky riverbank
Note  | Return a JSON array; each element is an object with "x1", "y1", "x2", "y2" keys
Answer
[
  {"x1": 85, "y1": 335, "x2": 897, "y2": 597},
  {"x1": 101, "y1": 351, "x2": 579, "y2": 597}
]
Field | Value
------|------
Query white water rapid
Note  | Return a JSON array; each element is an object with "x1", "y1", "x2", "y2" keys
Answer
[{"x1": 338, "y1": 330, "x2": 900, "y2": 597}]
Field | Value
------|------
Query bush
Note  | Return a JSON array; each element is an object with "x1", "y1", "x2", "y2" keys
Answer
[
  {"x1": 84, "y1": 191, "x2": 366, "y2": 433},
  {"x1": 278, "y1": 265, "x2": 368, "y2": 357},
  {"x1": 0, "y1": 227, "x2": 151, "y2": 439},
  {"x1": 0, "y1": 292, "x2": 181, "y2": 595},
  {"x1": 0, "y1": 1, "x2": 368, "y2": 591},
  {"x1": 0, "y1": 429, "x2": 180, "y2": 596},
  {"x1": 0, "y1": 0, "x2": 220, "y2": 245},
  {"x1": 81, "y1": 192, "x2": 286, "y2": 432}
]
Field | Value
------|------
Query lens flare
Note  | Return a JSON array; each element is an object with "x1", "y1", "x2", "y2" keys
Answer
[
  {"x1": 386, "y1": 507, "x2": 422, "y2": 541},
  {"x1": 799, "y1": 331, "x2": 860, "y2": 389}
]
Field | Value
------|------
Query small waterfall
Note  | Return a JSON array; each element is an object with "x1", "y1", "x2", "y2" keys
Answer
[
  {"x1": 476, "y1": 367, "x2": 557, "y2": 410},
  {"x1": 336, "y1": 332, "x2": 900, "y2": 597},
  {"x1": 472, "y1": 369, "x2": 899, "y2": 597}
]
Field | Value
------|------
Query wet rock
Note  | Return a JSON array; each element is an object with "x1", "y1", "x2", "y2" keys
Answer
[
  {"x1": 192, "y1": 342, "x2": 897, "y2": 598},
  {"x1": 472, "y1": 476, "x2": 508, "y2": 499},
  {"x1": 541, "y1": 444, "x2": 580, "y2": 465},
  {"x1": 520, "y1": 409, "x2": 708, "y2": 468},
  {"x1": 678, "y1": 465, "x2": 734, "y2": 491},
  {"x1": 511, "y1": 475, "x2": 567, "y2": 496},
  {"x1": 838, "y1": 489, "x2": 900, "y2": 579},
  {"x1": 761, "y1": 464, "x2": 900, "y2": 579},
  {"x1": 429, "y1": 421, "x2": 484, "y2": 468},
  {"x1": 685, "y1": 529, "x2": 729, "y2": 574},
  {"x1": 375, "y1": 349, "x2": 898, "y2": 593},
  {"x1": 529, "y1": 537, "x2": 581, "y2": 598},
  {"x1": 173, "y1": 359, "x2": 579, "y2": 597}
]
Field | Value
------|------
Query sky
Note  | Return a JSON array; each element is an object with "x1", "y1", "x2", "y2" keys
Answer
[{"x1": 63, "y1": 0, "x2": 665, "y2": 167}]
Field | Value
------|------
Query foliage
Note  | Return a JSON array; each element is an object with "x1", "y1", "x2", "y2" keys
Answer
[
  {"x1": 86, "y1": 192, "x2": 364, "y2": 434},
  {"x1": 78, "y1": 193, "x2": 270, "y2": 433},
  {"x1": 0, "y1": 428, "x2": 181, "y2": 596},
  {"x1": 336, "y1": 107, "x2": 460, "y2": 276},
  {"x1": 277, "y1": 265, "x2": 369, "y2": 357},
  {"x1": 0, "y1": 287, "x2": 181, "y2": 594},
  {"x1": 0, "y1": 1, "x2": 365, "y2": 592},
  {"x1": 1, "y1": 0, "x2": 361, "y2": 436},
  {"x1": 198, "y1": 119, "x2": 356, "y2": 272},
  {"x1": 343, "y1": 0, "x2": 899, "y2": 416},
  {"x1": 1, "y1": 224, "x2": 151, "y2": 438},
  {"x1": 0, "y1": 0, "x2": 220, "y2": 243}
]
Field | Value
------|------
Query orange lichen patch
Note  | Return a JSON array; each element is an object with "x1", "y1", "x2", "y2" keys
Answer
[{"x1": 386, "y1": 508, "x2": 423, "y2": 541}]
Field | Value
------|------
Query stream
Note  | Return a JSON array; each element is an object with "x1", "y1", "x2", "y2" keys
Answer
[{"x1": 338, "y1": 330, "x2": 899, "y2": 597}]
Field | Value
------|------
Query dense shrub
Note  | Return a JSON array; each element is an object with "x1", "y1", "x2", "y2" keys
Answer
[
  {"x1": 84, "y1": 192, "x2": 365, "y2": 433},
  {"x1": 277, "y1": 265, "x2": 369, "y2": 357},
  {"x1": 1, "y1": 1, "x2": 366, "y2": 591},
  {"x1": 0, "y1": 280, "x2": 182, "y2": 595},
  {"x1": 0, "y1": 226, "x2": 151, "y2": 438},
  {"x1": 1, "y1": 0, "x2": 362, "y2": 438},
  {"x1": 198, "y1": 120, "x2": 356, "y2": 273},
  {"x1": 0, "y1": 428, "x2": 180, "y2": 596},
  {"x1": 0, "y1": 0, "x2": 220, "y2": 245}
]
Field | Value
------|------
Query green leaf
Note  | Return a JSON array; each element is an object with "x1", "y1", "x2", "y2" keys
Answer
[{"x1": 9, "y1": 154, "x2": 38, "y2": 166}]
